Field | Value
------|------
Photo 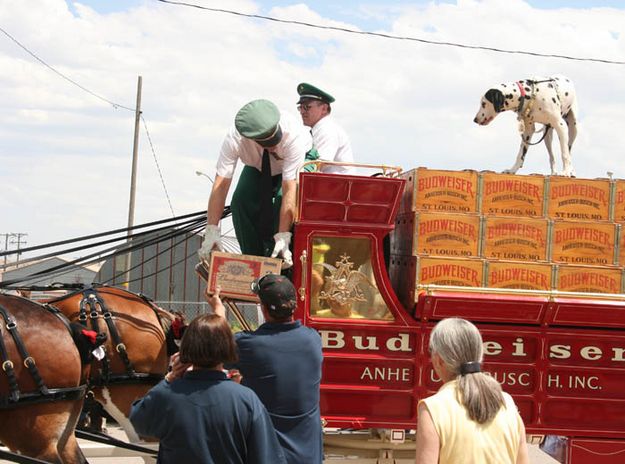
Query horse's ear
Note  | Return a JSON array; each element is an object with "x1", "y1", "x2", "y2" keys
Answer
[{"x1": 485, "y1": 88, "x2": 505, "y2": 112}]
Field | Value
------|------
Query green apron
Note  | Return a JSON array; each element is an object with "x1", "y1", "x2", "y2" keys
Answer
[
  {"x1": 232, "y1": 165, "x2": 282, "y2": 257},
  {"x1": 231, "y1": 149, "x2": 320, "y2": 257}
]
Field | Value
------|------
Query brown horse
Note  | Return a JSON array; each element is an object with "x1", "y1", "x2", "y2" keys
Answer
[
  {"x1": 0, "y1": 293, "x2": 103, "y2": 464},
  {"x1": 48, "y1": 285, "x2": 175, "y2": 442}
]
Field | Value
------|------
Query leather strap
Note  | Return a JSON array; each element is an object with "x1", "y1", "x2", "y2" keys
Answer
[{"x1": 0, "y1": 302, "x2": 48, "y2": 397}]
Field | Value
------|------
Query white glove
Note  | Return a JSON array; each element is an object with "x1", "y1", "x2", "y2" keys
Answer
[
  {"x1": 198, "y1": 224, "x2": 223, "y2": 261},
  {"x1": 271, "y1": 232, "x2": 293, "y2": 269}
]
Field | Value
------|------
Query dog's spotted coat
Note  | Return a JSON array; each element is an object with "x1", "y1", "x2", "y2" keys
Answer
[{"x1": 474, "y1": 75, "x2": 578, "y2": 177}]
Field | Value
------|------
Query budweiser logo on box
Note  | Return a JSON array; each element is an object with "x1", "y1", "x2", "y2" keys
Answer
[
  {"x1": 203, "y1": 251, "x2": 283, "y2": 302},
  {"x1": 415, "y1": 212, "x2": 480, "y2": 257},
  {"x1": 481, "y1": 172, "x2": 545, "y2": 217},
  {"x1": 487, "y1": 261, "x2": 552, "y2": 290},
  {"x1": 418, "y1": 256, "x2": 484, "y2": 287},
  {"x1": 482, "y1": 216, "x2": 549, "y2": 261},
  {"x1": 551, "y1": 221, "x2": 616, "y2": 265},
  {"x1": 400, "y1": 168, "x2": 478, "y2": 213},
  {"x1": 547, "y1": 177, "x2": 610, "y2": 221},
  {"x1": 556, "y1": 265, "x2": 622, "y2": 294}
]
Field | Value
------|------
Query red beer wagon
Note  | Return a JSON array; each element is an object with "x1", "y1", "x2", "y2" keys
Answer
[{"x1": 291, "y1": 164, "x2": 625, "y2": 464}]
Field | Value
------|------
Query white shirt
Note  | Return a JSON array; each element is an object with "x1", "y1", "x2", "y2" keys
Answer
[
  {"x1": 311, "y1": 115, "x2": 354, "y2": 175},
  {"x1": 216, "y1": 111, "x2": 312, "y2": 181}
]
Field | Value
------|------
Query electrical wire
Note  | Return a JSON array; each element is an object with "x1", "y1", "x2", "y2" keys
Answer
[
  {"x1": 1, "y1": 207, "x2": 232, "y2": 289},
  {"x1": 156, "y1": 0, "x2": 625, "y2": 66},
  {"x1": 0, "y1": 218, "x2": 205, "y2": 288},
  {"x1": 0, "y1": 210, "x2": 205, "y2": 259},
  {"x1": 141, "y1": 114, "x2": 176, "y2": 218},
  {"x1": 0, "y1": 24, "x2": 137, "y2": 110},
  {"x1": 101, "y1": 220, "x2": 205, "y2": 284}
]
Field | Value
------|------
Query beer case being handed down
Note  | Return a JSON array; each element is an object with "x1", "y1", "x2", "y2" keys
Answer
[{"x1": 205, "y1": 251, "x2": 282, "y2": 302}]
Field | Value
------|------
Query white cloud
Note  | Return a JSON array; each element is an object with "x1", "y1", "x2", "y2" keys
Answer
[{"x1": 1, "y1": 0, "x2": 624, "y2": 256}]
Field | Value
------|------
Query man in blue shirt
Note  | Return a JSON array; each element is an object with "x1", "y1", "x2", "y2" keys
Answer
[
  {"x1": 210, "y1": 275, "x2": 324, "y2": 464},
  {"x1": 129, "y1": 314, "x2": 285, "y2": 463}
]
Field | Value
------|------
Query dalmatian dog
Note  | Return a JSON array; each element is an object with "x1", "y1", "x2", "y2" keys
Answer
[{"x1": 473, "y1": 75, "x2": 578, "y2": 177}]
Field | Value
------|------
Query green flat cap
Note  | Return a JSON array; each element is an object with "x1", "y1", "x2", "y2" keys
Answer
[
  {"x1": 297, "y1": 82, "x2": 335, "y2": 104},
  {"x1": 235, "y1": 100, "x2": 281, "y2": 145}
]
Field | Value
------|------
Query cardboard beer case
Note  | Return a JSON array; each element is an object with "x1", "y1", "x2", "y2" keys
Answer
[
  {"x1": 388, "y1": 255, "x2": 485, "y2": 308},
  {"x1": 391, "y1": 211, "x2": 481, "y2": 257},
  {"x1": 486, "y1": 260, "x2": 553, "y2": 291},
  {"x1": 555, "y1": 264, "x2": 623, "y2": 294},
  {"x1": 482, "y1": 216, "x2": 550, "y2": 262},
  {"x1": 202, "y1": 251, "x2": 283, "y2": 302},
  {"x1": 480, "y1": 172, "x2": 547, "y2": 217},
  {"x1": 550, "y1": 220, "x2": 617, "y2": 266},
  {"x1": 417, "y1": 256, "x2": 485, "y2": 288},
  {"x1": 547, "y1": 176, "x2": 611, "y2": 221},
  {"x1": 399, "y1": 167, "x2": 479, "y2": 213}
]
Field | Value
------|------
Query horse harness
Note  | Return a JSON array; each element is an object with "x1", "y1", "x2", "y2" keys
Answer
[
  {"x1": 0, "y1": 300, "x2": 86, "y2": 409},
  {"x1": 77, "y1": 288, "x2": 163, "y2": 386}
]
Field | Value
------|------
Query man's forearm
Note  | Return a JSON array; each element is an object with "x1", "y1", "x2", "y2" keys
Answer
[
  {"x1": 278, "y1": 180, "x2": 297, "y2": 232},
  {"x1": 207, "y1": 175, "x2": 232, "y2": 225}
]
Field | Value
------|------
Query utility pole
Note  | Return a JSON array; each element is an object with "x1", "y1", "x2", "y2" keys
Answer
[
  {"x1": 12, "y1": 233, "x2": 27, "y2": 265},
  {"x1": 123, "y1": 75, "x2": 142, "y2": 288},
  {"x1": 1, "y1": 232, "x2": 27, "y2": 267},
  {"x1": 1, "y1": 233, "x2": 11, "y2": 267}
]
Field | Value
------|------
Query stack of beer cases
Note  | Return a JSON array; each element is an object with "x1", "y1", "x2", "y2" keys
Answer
[{"x1": 388, "y1": 167, "x2": 624, "y2": 312}]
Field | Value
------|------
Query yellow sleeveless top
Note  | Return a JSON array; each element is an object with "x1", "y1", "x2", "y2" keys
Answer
[{"x1": 421, "y1": 379, "x2": 523, "y2": 464}]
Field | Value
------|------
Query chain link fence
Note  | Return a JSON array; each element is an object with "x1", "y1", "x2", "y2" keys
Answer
[{"x1": 155, "y1": 300, "x2": 263, "y2": 332}]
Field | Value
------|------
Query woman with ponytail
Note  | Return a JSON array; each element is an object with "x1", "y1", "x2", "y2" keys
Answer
[{"x1": 415, "y1": 318, "x2": 529, "y2": 464}]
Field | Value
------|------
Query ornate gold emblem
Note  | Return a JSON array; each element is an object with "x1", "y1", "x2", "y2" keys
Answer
[{"x1": 318, "y1": 254, "x2": 374, "y2": 313}]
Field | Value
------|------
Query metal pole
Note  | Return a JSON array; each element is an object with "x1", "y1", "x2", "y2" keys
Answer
[
  {"x1": 2, "y1": 234, "x2": 9, "y2": 267},
  {"x1": 13, "y1": 233, "x2": 27, "y2": 266},
  {"x1": 125, "y1": 75, "x2": 143, "y2": 287}
]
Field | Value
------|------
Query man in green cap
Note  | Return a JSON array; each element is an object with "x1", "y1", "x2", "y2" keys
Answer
[
  {"x1": 297, "y1": 82, "x2": 353, "y2": 174},
  {"x1": 198, "y1": 99, "x2": 312, "y2": 268}
]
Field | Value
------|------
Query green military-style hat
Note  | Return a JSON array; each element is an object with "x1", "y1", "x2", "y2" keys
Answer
[
  {"x1": 235, "y1": 99, "x2": 283, "y2": 147},
  {"x1": 297, "y1": 82, "x2": 335, "y2": 104}
]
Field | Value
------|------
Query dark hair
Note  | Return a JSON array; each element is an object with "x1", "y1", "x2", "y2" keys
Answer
[
  {"x1": 429, "y1": 318, "x2": 504, "y2": 424},
  {"x1": 179, "y1": 314, "x2": 238, "y2": 368}
]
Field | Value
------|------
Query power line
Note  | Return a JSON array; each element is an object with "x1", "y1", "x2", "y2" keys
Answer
[
  {"x1": 157, "y1": 0, "x2": 625, "y2": 66},
  {"x1": 0, "y1": 24, "x2": 136, "y2": 111},
  {"x1": 141, "y1": 114, "x2": 176, "y2": 218},
  {"x1": 0, "y1": 25, "x2": 176, "y2": 223}
]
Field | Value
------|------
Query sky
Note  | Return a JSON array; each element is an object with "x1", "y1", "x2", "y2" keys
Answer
[{"x1": 1, "y1": 0, "x2": 624, "y2": 263}]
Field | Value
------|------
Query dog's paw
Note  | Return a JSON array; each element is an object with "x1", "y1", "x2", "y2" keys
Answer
[{"x1": 502, "y1": 169, "x2": 517, "y2": 175}]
